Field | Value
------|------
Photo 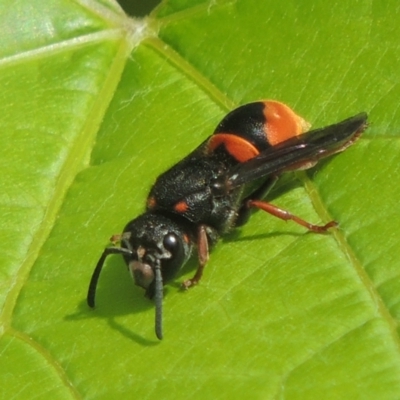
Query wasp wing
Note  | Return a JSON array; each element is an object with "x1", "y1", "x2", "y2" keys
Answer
[{"x1": 226, "y1": 112, "x2": 367, "y2": 189}]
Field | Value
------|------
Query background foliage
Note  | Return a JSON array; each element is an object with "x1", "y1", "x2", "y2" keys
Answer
[{"x1": 1, "y1": 0, "x2": 400, "y2": 398}]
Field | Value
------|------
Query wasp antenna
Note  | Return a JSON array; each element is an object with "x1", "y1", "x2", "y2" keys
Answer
[
  {"x1": 87, "y1": 251, "x2": 108, "y2": 308},
  {"x1": 154, "y1": 262, "x2": 164, "y2": 340},
  {"x1": 87, "y1": 247, "x2": 133, "y2": 308}
]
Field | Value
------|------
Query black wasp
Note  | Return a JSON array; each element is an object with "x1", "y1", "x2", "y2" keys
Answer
[{"x1": 87, "y1": 100, "x2": 367, "y2": 339}]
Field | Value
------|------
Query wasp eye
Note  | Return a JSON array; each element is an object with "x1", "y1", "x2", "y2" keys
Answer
[
  {"x1": 163, "y1": 233, "x2": 179, "y2": 252},
  {"x1": 163, "y1": 232, "x2": 185, "y2": 263}
]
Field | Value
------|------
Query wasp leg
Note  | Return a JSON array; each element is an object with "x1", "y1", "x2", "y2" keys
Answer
[
  {"x1": 235, "y1": 176, "x2": 278, "y2": 227},
  {"x1": 246, "y1": 199, "x2": 337, "y2": 233},
  {"x1": 182, "y1": 224, "x2": 213, "y2": 289},
  {"x1": 109, "y1": 231, "x2": 132, "y2": 245}
]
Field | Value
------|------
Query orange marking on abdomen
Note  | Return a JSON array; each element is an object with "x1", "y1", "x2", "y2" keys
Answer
[
  {"x1": 207, "y1": 133, "x2": 259, "y2": 162},
  {"x1": 262, "y1": 100, "x2": 310, "y2": 145}
]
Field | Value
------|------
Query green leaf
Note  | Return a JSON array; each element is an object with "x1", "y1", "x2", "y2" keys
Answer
[{"x1": 2, "y1": 0, "x2": 400, "y2": 398}]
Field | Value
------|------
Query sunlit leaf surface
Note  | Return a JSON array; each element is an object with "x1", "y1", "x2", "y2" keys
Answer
[{"x1": 1, "y1": 0, "x2": 400, "y2": 398}]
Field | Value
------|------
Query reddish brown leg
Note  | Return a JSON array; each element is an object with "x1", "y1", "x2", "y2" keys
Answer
[
  {"x1": 109, "y1": 234, "x2": 122, "y2": 244},
  {"x1": 182, "y1": 225, "x2": 210, "y2": 289},
  {"x1": 109, "y1": 232, "x2": 132, "y2": 244},
  {"x1": 247, "y1": 200, "x2": 337, "y2": 233}
]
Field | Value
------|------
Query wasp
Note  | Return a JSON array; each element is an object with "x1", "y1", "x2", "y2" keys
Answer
[{"x1": 87, "y1": 100, "x2": 367, "y2": 339}]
